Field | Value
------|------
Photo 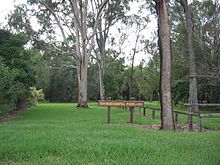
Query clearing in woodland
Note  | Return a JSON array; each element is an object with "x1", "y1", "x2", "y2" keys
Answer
[{"x1": 0, "y1": 103, "x2": 220, "y2": 164}]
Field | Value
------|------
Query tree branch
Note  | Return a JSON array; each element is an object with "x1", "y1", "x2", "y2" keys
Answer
[
  {"x1": 38, "y1": 0, "x2": 69, "y2": 48},
  {"x1": 87, "y1": 0, "x2": 109, "y2": 55},
  {"x1": 61, "y1": 64, "x2": 77, "y2": 69},
  {"x1": 69, "y1": 0, "x2": 82, "y2": 31}
]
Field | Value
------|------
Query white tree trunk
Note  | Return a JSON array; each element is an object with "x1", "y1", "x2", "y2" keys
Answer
[
  {"x1": 98, "y1": 60, "x2": 105, "y2": 100},
  {"x1": 97, "y1": 31, "x2": 106, "y2": 100},
  {"x1": 76, "y1": 57, "x2": 88, "y2": 107},
  {"x1": 96, "y1": 18, "x2": 106, "y2": 100}
]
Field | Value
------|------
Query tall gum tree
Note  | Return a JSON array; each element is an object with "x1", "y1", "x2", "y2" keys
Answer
[
  {"x1": 177, "y1": 0, "x2": 199, "y2": 113},
  {"x1": 93, "y1": 0, "x2": 131, "y2": 100},
  {"x1": 10, "y1": 0, "x2": 109, "y2": 107},
  {"x1": 155, "y1": 0, "x2": 175, "y2": 131},
  {"x1": 176, "y1": 0, "x2": 198, "y2": 129}
]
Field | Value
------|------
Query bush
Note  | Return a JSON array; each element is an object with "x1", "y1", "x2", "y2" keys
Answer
[
  {"x1": 0, "y1": 29, "x2": 36, "y2": 115},
  {"x1": 28, "y1": 87, "x2": 45, "y2": 106},
  {"x1": 0, "y1": 60, "x2": 17, "y2": 114},
  {"x1": 172, "y1": 79, "x2": 189, "y2": 104}
]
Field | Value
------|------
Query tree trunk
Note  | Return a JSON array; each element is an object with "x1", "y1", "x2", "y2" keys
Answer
[
  {"x1": 96, "y1": 19, "x2": 106, "y2": 101},
  {"x1": 76, "y1": 57, "x2": 88, "y2": 108},
  {"x1": 129, "y1": 54, "x2": 135, "y2": 101},
  {"x1": 156, "y1": 0, "x2": 175, "y2": 131},
  {"x1": 180, "y1": 0, "x2": 199, "y2": 113},
  {"x1": 77, "y1": 12, "x2": 88, "y2": 108},
  {"x1": 98, "y1": 58, "x2": 105, "y2": 100},
  {"x1": 213, "y1": 0, "x2": 220, "y2": 72},
  {"x1": 129, "y1": 28, "x2": 141, "y2": 100}
]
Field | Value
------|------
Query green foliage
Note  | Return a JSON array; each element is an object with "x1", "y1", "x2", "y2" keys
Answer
[
  {"x1": 5, "y1": 0, "x2": 220, "y2": 106},
  {"x1": 0, "y1": 29, "x2": 36, "y2": 115},
  {"x1": 89, "y1": 52, "x2": 160, "y2": 101},
  {"x1": 34, "y1": 48, "x2": 78, "y2": 102},
  {"x1": 135, "y1": 55, "x2": 160, "y2": 101},
  {"x1": 169, "y1": 0, "x2": 220, "y2": 103},
  {"x1": 104, "y1": 0, "x2": 131, "y2": 23},
  {"x1": 87, "y1": 63, "x2": 99, "y2": 100},
  {"x1": 0, "y1": 103, "x2": 219, "y2": 164},
  {"x1": 28, "y1": 87, "x2": 45, "y2": 105},
  {"x1": 172, "y1": 79, "x2": 189, "y2": 104},
  {"x1": 104, "y1": 52, "x2": 126, "y2": 99},
  {"x1": 0, "y1": 60, "x2": 17, "y2": 115},
  {"x1": 197, "y1": 79, "x2": 220, "y2": 104},
  {"x1": 46, "y1": 68, "x2": 77, "y2": 102},
  {"x1": 0, "y1": 30, "x2": 29, "y2": 66}
]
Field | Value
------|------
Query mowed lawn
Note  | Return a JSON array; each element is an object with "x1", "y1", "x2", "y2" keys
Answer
[{"x1": 0, "y1": 103, "x2": 220, "y2": 165}]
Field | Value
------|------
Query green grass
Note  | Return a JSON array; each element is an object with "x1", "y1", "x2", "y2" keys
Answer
[{"x1": 0, "y1": 103, "x2": 220, "y2": 164}]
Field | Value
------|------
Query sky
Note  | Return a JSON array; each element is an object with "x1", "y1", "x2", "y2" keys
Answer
[
  {"x1": 0, "y1": 0, "x2": 26, "y2": 26},
  {"x1": 0, "y1": 0, "x2": 200, "y2": 65},
  {"x1": 0, "y1": 0, "x2": 156, "y2": 65}
]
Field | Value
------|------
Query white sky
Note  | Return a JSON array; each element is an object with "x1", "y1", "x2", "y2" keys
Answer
[
  {"x1": 0, "y1": 0, "x2": 200, "y2": 65},
  {"x1": 0, "y1": 0, "x2": 26, "y2": 26},
  {"x1": 108, "y1": 1, "x2": 157, "y2": 65}
]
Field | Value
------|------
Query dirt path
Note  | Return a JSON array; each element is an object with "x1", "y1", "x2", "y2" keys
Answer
[{"x1": 114, "y1": 122, "x2": 218, "y2": 132}]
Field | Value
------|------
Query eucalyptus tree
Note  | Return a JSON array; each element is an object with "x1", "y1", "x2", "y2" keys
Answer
[
  {"x1": 9, "y1": 0, "x2": 109, "y2": 107},
  {"x1": 176, "y1": 0, "x2": 198, "y2": 115},
  {"x1": 192, "y1": 0, "x2": 220, "y2": 103},
  {"x1": 155, "y1": 0, "x2": 175, "y2": 131},
  {"x1": 192, "y1": 0, "x2": 220, "y2": 73},
  {"x1": 112, "y1": 14, "x2": 149, "y2": 100},
  {"x1": 93, "y1": 0, "x2": 130, "y2": 100},
  {"x1": 126, "y1": 15, "x2": 149, "y2": 100},
  {"x1": 169, "y1": 0, "x2": 220, "y2": 104},
  {"x1": 104, "y1": 1, "x2": 150, "y2": 100}
]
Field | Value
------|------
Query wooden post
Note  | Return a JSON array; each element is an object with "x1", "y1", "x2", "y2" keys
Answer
[
  {"x1": 107, "y1": 97, "x2": 111, "y2": 124},
  {"x1": 188, "y1": 115, "x2": 193, "y2": 131},
  {"x1": 130, "y1": 107, "x2": 134, "y2": 124},
  {"x1": 152, "y1": 109, "x2": 155, "y2": 119},
  {"x1": 143, "y1": 107, "x2": 146, "y2": 117},
  {"x1": 175, "y1": 112, "x2": 178, "y2": 124},
  {"x1": 98, "y1": 100, "x2": 144, "y2": 124},
  {"x1": 198, "y1": 113, "x2": 202, "y2": 132},
  {"x1": 107, "y1": 106, "x2": 111, "y2": 124}
]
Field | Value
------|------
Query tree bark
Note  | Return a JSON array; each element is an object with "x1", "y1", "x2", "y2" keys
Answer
[
  {"x1": 76, "y1": 57, "x2": 88, "y2": 108},
  {"x1": 98, "y1": 57, "x2": 105, "y2": 100},
  {"x1": 129, "y1": 52, "x2": 135, "y2": 101},
  {"x1": 180, "y1": 0, "x2": 199, "y2": 113},
  {"x1": 71, "y1": 0, "x2": 108, "y2": 107},
  {"x1": 96, "y1": 14, "x2": 108, "y2": 100},
  {"x1": 156, "y1": 0, "x2": 175, "y2": 131},
  {"x1": 129, "y1": 26, "x2": 142, "y2": 100}
]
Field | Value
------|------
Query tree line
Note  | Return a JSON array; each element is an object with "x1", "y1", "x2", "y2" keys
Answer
[{"x1": 0, "y1": 0, "x2": 219, "y2": 131}]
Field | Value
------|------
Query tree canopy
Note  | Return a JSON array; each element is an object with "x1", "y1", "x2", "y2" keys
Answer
[{"x1": 0, "y1": 0, "x2": 220, "y2": 130}]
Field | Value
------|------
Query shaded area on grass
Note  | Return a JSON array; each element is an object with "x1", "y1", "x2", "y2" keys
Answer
[{"x1": 0, "y1": 104, "x2": 27, "y2": 122}]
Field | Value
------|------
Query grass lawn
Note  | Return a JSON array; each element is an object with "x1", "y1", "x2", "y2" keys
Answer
[{"x1": 0, "y1": 102, "x2": 220, "y2": 164}]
